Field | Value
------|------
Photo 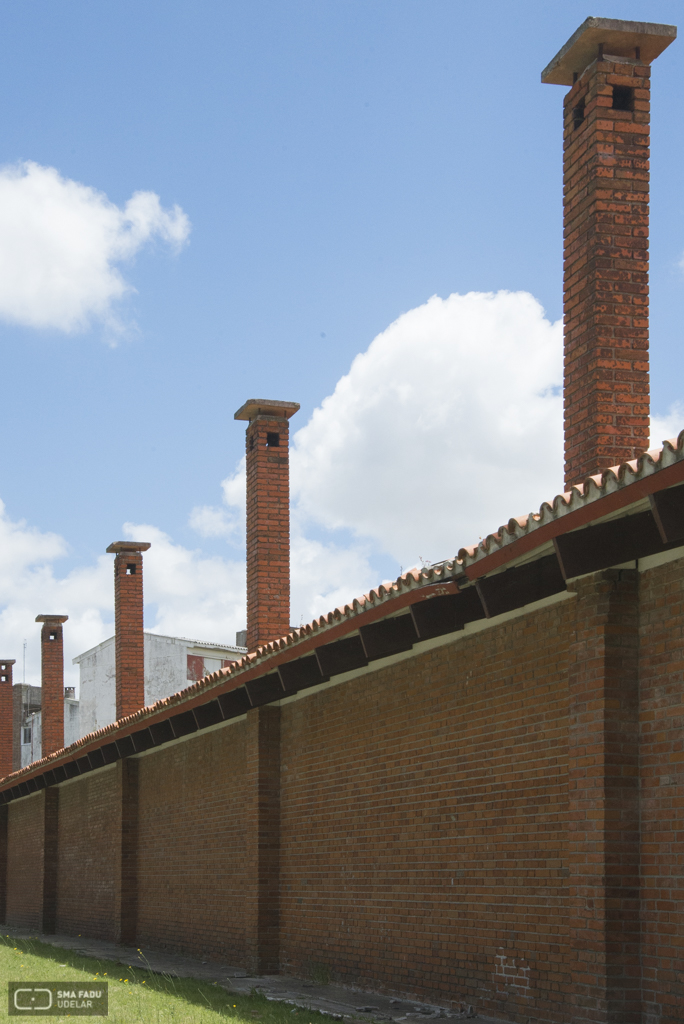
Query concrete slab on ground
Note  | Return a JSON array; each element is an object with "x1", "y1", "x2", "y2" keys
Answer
[{"x1": 5, "y1": 932, "x2": 499, "y2": 1023}]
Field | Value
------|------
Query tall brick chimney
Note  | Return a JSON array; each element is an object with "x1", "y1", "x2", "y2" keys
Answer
[
  {"x1": 35, "y1": 615, "x2": 68, "y2": 757},
  {"x1": 0, "y1": 660, "x2": 15, "y2": 778},
  {"x1": 234, "y1": 399, "x2": 300, "y2": 651},
  {"x1": 106, "y1": 541, "x2": 151, "y2": 720},
  {"x1": 542, "y1": 18, "x2": 676, "y2": 489}
]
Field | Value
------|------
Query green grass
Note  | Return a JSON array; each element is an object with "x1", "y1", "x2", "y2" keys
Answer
[{"x1": 0, "y1": 935, "x2": 338, "y2": 1023}]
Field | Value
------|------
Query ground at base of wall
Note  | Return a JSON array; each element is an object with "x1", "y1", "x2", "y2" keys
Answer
[{"x1": 6, "y1": 932, "x2": 496, "y2": 1023}]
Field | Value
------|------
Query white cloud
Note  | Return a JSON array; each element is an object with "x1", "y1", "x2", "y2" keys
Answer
[
  {"x1": 289, "y1": 527, "x2": 375, "y2": 626},
  {"x1": 0, "y1": 500, "x2": 114, "y2": 690},
  {"x1": 291, "y1": 291, "x2": 564, "y2": 565},
  {"x1": 651, "y1": 403, "x2": 684, "y2": 448},
  {"x1": 0, "y1": 506, "x2": 246, "y2": 692},
  {"x1": 0, "y1": 161, "x2": 189, "y2": 332},
  {"x1": 7, "y1": 286, "x2": 682, "y2": 702},
  {"x1": 188, "y1": 458, "x2": 245, "y2": 539},
  {"x1": 121, "y1": 522, "x2": 245, "y2": 644}
]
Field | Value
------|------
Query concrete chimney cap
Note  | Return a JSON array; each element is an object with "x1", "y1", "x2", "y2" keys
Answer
[
  {"x1": 234, "y1": 399, "x2": 300, "y2": 422},
  {"x1": 542, "y1": 17, "x2": 676, "y2": 85},
  {"x1": 0, "y1": 659, "x2": 16, "y2": 665},
  {"x1": 35, "y1": 615, "x2": 68, "y2": 623},
  {"x1": 106, "y1": 541, "x2": 152, "y2": 553}
]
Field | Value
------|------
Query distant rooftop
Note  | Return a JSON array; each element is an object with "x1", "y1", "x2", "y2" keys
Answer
[{"x1": 73, "y1": 631, "x2": 247, "y2": 664}]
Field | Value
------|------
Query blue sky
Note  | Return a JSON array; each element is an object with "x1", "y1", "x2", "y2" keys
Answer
[{"x1": 1, "y1": 1, "x2": 683, "y2": 678}]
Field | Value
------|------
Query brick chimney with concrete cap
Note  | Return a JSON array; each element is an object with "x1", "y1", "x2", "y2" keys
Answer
[
  {"x1": 542, "y1": 18, "x2": 676, "y2": 489},
  {"x1": 106, "y1": 541, "x2": 151, "y2": 720},
  {"x1": 234, "y1": 399, "x2": 300, "y2": 651},
  {"x1": 35, "y1": 615, "x2": 68, "y2": 757},
  {"x1": 0, "y1": 660, "x2": 15, "y2": 778}
]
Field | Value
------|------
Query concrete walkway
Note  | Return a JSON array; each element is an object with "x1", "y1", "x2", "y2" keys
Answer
[{"x1": 7, "y1": 931, "x2": 497, "y2": 1023}]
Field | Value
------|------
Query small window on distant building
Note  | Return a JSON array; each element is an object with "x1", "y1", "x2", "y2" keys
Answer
[
  {"x1": 23, "y1": 727, "x2": 31, "y2": 744},
  {"x1": 187, "y1": 654, "x2": 205, "y2": 682}
]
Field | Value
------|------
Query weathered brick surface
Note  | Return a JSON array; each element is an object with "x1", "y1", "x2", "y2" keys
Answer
[
  {"x1": 40, "y1": 620, "x2": 65, "y2": 757},
  {"x1": 6, "y1": 793, "x2": 46, "y2": 930},
  {"x1": 566, "y1": 570, "x2": 641, "y2": 1023},
  {"x1": 0, "y1": 804, "x2": 7, "y2": 923},
  {"x1": 279, "y1": 599, "x2": 573, "y2": 1021},
  {"x1": 245, "y1": 415, "x2": 293, "y2": 649},
  {"x1": 245, "y1": 706, "x2": 281, "y2": 973},
  {"x1": 135, "y1": 722, "x2": 249, "y2": 964},
  {"x1": 114, "y1": 551, "x2": 145, "y2": 719},
  {"x1": 0, "y1": 660, "x2": 14, "y2": 779},
  {"x1": 639, "y1": 555, "x2": 684, "y2": 1024},
  {"x1": 3, "y1": 556, "x2": 684, "y2": 1021},
  {"x1": 562, "y1": 59, "x2": 650, "y2": 487},
  {"x1": 55, "y1": 767, "x2": 122, "y2": 941}
]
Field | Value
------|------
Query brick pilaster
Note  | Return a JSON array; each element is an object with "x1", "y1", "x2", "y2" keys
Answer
[
  {"x1": 42, "y1": 787, "x2": 59, "y2": 933},
  {"x1": 0, "y1": 660, "x2": 15, "y2": 779},
  {"x1": 244, "y1": 705, "x2": 281, "y2": 973},
  {"x1": 234, "y1": 400, "x2": 299, "y2": 650},
  {"x1": 113, "y1": 758, "x2": 138, "y2": 944},
  {"x1": 567, "y1": 569, "x2": 641, "y2": 1023},
  {"x1": 36, "y1": 616, "x2": 68, "y2": 758},
  {"x1": 107, "y1": 541, "x2": 150, "y2": 721},
  {"x1": 0, "y1": 803, "x2": 7, "y2": 924}
]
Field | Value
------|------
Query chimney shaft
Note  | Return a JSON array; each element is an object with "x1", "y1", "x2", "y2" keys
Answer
[
  {"x1": 0, "y1": 660, "x2": 15, "y2": 778},
  {"x1": 234, "y1": 399, "x2": 300, "y2": 650},
  {"x1": 542, "y1": 18, "x2": 676, "y2": 488},
  {"x1": 106, "y1": 541, "x2": 151, "y2": 720},
  {"x1": 35, "y1": 616, "x2": 68, "y2": 757}
]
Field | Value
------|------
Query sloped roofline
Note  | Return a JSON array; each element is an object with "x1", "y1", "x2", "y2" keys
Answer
[{"x1": 3, "y1": 430, "x2": 684, "y2": 791}]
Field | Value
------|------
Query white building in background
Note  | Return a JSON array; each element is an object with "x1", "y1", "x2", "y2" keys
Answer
[
  {"x1": 74, "y1": 632, "x2": 246, "y2": 739},
  {"x1": 21, "y1": 694, "x2": 81, "y2": 768},
  {"x1": 18, "y1": 631, "x2": 246, "y2": 763}
]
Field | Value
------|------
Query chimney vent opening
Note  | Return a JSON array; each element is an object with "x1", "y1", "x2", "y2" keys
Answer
[
  {"x1": 612, "y1": 85, "x2": 634, "y2": 111},
  {"x1": 573, "y1": 97, "x2": 585, "y2": 130},
  {"x1": 49, "y1": 632, "x2": 56, "y2": 641},
  {"x1": 266, "y1": 432, "x2": 280, "y2": 447},
  {"x1": 0, "y1": 675, "x2": 6, "y2": 682},
  {"x1": 126, "y1": 563, "x2": 137, "y2": 575}
]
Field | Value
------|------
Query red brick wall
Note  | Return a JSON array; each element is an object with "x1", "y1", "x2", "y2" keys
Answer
[
  {"x1": 3, "y1": 557, "x2": 684, "y2": 1021},
  {"x1": 114, "y1": 551, "x2": 145, "y2": 720},
  {"x1": 245, "y1": 706, "x2": 281, "y2": 973},
  {"x1": 245, "y1": 414, "x2": 292, "y2": 649},
  {"x1": 279, "y1": 598, "x2": 574, "y2": 1021},
  {"x1": 6, "y1": 793, "x2": 46, "y2": 930},
  {"x1": 562, "y1": 58, "x2": 650, "y2": 488},
  {"x1": 55, "y1": 768, "x2": 121, "y2": 941},
  {"x1": 40, "y1": 621, "x2": 65, "y2": 757},
  {"x1": 639, "y1": 554, "x2": 684, "y2": 1024},
  {"x1": 136, "y1": 722, "x2": 249, "y2": 964},
  {"x1": 566, "y1": 570, "x2": 641, "y2": 1023},
  {"x1": 0, "y1": 804, "x2": 7, "y2": 923}
]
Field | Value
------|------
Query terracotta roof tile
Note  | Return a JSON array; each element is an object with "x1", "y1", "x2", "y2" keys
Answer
[
  {"x1": 3, "y1": 431, "x2": 684, "y2": 789},
  {"x1": 458, "y1": 431, "x2": 684, "y2": 568}
]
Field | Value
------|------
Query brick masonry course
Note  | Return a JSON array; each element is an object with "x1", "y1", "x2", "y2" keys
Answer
[{"x1": 1, "y1": 559, "x2": 684, "y2": 1022}]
